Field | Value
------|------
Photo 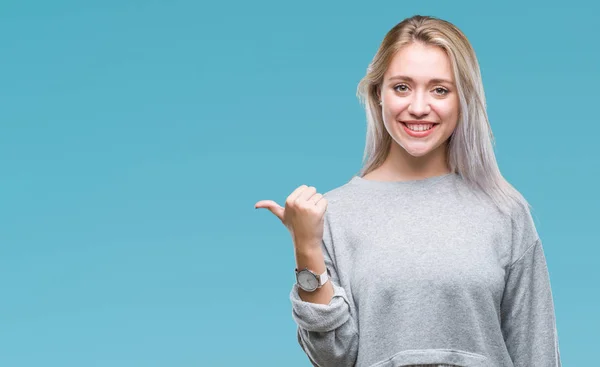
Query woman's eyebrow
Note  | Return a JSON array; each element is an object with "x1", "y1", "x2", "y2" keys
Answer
[{"x1": 387, "y1": 75, "x2": 454, "y2": 85}]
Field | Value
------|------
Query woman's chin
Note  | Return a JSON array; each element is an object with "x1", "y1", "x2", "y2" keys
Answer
[{"x1": 395, "y1": 140, "x2": 436, "y2": 157}]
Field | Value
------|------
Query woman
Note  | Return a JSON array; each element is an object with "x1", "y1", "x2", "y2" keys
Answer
[{"x1": 255, "y1": 15, "x2": 561, "y2": 367}]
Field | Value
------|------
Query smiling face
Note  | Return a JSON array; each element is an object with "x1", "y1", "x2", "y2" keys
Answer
[{"x1": 380, "y1": 42, "x2": 459, "y2": 158}]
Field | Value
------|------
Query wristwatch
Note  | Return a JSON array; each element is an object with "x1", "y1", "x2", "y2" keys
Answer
[{"x1": 295, "y1": 266, "x2": 331, "y2": 292}]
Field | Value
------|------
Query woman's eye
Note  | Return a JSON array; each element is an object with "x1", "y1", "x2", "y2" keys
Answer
[
  {"x1": 393, "y1": 84, "x2": 408, "y2": 92},
  {"x1": 434, "y1": 87, "x2": 449, "y2": 95}
]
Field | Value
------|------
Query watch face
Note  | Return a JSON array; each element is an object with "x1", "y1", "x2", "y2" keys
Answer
[{"x1": 297, "y1": 270, "x2": 318, "y2": 291}]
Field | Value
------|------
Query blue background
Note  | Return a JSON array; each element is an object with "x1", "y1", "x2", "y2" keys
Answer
[{"x1": 1, "y1": 0, "x2": 597, "y2": 365}]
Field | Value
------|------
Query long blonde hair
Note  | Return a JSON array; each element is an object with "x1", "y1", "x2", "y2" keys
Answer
[{"x1": 356, "y1": 15, "x2": 530, "y2": 216}]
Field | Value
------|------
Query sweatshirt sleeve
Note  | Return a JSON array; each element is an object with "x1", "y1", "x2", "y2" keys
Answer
[
  {"x1": 289, "y1": 230, "x2": 359, "y2": 367},
  {"x1": 500, "y1": 238, "x2": 562, "y2": 367}
]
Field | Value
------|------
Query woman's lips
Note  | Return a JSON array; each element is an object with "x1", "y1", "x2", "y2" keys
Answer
[{"x1": 399, "y1": 121, "x2": 438, "y2": 138}]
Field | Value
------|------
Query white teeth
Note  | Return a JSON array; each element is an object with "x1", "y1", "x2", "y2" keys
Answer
[{"x1": 405, "y1": 123, "x2": 434, "y2": 131}]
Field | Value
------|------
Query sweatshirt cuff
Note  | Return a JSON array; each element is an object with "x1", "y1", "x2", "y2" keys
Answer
[{"x1": 289, "y1": 281, "x2": 352, "y2": 332}]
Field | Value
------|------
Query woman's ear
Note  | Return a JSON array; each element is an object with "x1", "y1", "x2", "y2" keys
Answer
[{"x1": 376, "y1": 87, "x2": 382, "y2": 104}]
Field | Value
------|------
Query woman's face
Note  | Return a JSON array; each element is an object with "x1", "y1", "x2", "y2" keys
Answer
[{"x1": 380, "y1": 42, "x2": 459, "y2": 158}]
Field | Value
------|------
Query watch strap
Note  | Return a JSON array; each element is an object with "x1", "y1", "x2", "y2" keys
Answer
[{"x1": 317, "y1": 268, "x2": 330, "y2": 286}]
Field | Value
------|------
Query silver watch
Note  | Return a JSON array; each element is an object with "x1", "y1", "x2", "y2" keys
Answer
[{"x1": 295, "y1": 267, "x2": 331, "y2": 292}]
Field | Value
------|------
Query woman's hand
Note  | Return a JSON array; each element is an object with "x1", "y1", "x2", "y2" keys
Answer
[{"x1": 255, "y1": 185, "x2": 328, "y2": 252}]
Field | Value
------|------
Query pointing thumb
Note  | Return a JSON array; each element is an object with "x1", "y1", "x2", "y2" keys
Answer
[{"x1": 255, "y1": 200, "x2": 285, "y2": 222}]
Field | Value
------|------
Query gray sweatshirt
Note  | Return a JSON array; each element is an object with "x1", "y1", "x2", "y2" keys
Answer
[{"x1": 289, "y1": 172, "x2": 561, "y2": 367}]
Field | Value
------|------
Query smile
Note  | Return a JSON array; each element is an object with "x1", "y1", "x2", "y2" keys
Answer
[{"x1": 399, "y1": 121, "x2": 439, "y2": 137}]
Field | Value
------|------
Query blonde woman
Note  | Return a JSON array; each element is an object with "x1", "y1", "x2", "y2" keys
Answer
[{"x1": 255, "y1": 15, "x2": 561, "y2": 367}]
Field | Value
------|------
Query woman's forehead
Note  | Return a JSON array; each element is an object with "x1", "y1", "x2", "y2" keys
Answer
[{"x1": 385, "y1": 44, "x2": 454, "y2": 83}]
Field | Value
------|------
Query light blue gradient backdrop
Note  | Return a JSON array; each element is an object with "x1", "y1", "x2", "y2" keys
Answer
[{"x1": 1, "y1": 1, "x2": 597, "y2": 366}]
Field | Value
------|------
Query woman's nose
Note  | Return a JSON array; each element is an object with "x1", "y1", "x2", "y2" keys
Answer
[{"x1": 407, "y1": 93, "x2": 431, "y2": 117}]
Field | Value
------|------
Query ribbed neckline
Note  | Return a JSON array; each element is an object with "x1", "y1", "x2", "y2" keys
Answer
[{"x1": 349, "y1": 172, "x2": 457, "y2": 190}]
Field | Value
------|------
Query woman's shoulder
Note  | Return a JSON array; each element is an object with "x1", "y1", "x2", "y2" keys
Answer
[{"x1": 320, "y1": 175, "x2": 361, "y2": 201}]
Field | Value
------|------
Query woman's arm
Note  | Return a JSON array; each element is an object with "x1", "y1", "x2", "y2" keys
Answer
[
  {"x1": 290, "y1": 239, "x2": 359, "y2": 367},
  {"x1": 500, "y1": 239, "x2": 562, "y2": 366}
]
